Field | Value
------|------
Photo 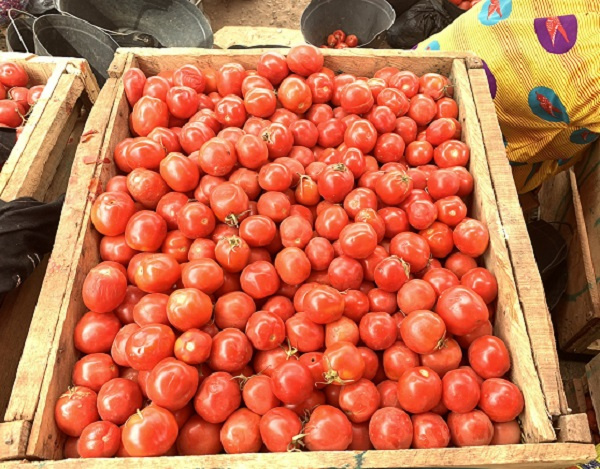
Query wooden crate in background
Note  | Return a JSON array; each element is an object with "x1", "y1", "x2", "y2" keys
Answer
[
  {"x1": 0, "y1": 52, "x2": 99, "y2": 457},
  {"x1": 0, "y1": 48, "x2": 593, "y2": 468},
  {"x1": 538, "y1": 142, "x2": 600, "y2": 354}
]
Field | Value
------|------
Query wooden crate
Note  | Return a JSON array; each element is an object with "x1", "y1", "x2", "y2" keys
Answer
[
  {"x1": 538, "y1": 142, "x2": 600, "y2": 354},
  {"x1": 1, "y1": 48, "x2": 594, "y2": 468},
  {"x1": 0, "y1": 53, "x2": 99, "y2": 455}
]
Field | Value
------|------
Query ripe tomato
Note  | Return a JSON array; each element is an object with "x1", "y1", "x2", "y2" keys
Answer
[
  {"x1": 123, "y1": 68, "x2": 146, "y2": 105},
  {"x1": 166, "y1": 288, "x2": 212, "y2": 331},
  {"x1": 182, "y1": 259, "x2": 224, "y2": 294},
  {"x1": 77, "y1": 421, "x2": 120, "y2": 458},
  {"x1": 271, "y1": 359, "x2": 313, "y2": 405},
  {"x1": 131, "y1": 96, "x2": 169, "y2": 137},
  {"x1": 82, "y1": 263, "x2": 127, "y2": 313},
  {"x1": 242, "y1": 374, "x2": 280, "y2": 415},
  {"x1": 244, "y1": 87, "x2": 277, "y2": 118},
  {"x1": 322, "y1": 341, "x2": 365, "y2": 385},
  {"x1": 286, "y1": 310, "x2": 325, "y2": 352},
  {"x1": 256, "y1": 51, "x2": 289, "y2": 85},
  {"x1": 433, "y1": 139, "x2": 470, "y2": 167},
  {"x1": 453, "y1": 218, "x2": 490, "y2": 258},
  {"x1": 286, "y1": 45, "x2": 324, "y2": 77},
  {"x1": 260, "y1": 407, "x2": 303, "y2": 452},
  {"x1": 397, "y1": 366, "x2": 442, "y2": 414},
  {"x1": 209, "y1": 328, "x2": 253, "y2": 372},
  {"x1": 315, "y1": 205, "x2": 349, "y2": 240},
  {"x1": 257, "y1": 191, "x2": 291, "y2": 222},
  {"x1": 134, "y1": 253, "x2": 181, "y2": 293},
  {"x1": 389, "y1": 71, "x2": 419, "y2": 98},
  {"x1": 461, "y1": 267, "x2": 498, "y2": 304},
  {"x1": 442, "y1": 368, "x2": 481, "y2": 414},
  {"x1": 343, "y1": 119, "x2": 377, "y2": 154},
  {"x1": 304, "y1": 405, "x2": 353, "y2": 451},
  {"x1": 91, "y1": 192, "x2": 136, "y2": 237},
  {"x1": 435, "y1": 285, "x2": 488, "y2": 336},
  {"x1": 74, "y1": 311, "x2": 121, "y2": 354},
  {"x1": 337, "y1": 222, "x2": 377, "y2": 260},
  {"x1": 302, "y1": 285, "x2": 344, "y2": 325},
  {"x1": 215, "y1": 235, "x2": 250, "y2": 273},
  {"x1": 261, "y1": 122, "x2": 294, "y2": 159},
  {"x1": 55, "y1": 386, "x2": 99, "y2": 437},
  {"x1": 214, "y1": 291, "x2": 255, "y2": 330},
  {"x1": 146, "y1": 357, "x2": 199, "y2": 411},
  {"x1": 121, "y1": 405, "x2": 178, "y2": 456},
  {"x1": 359, "y1": 312, "x2": 397, "y2": 350},
  {"x1": 389, "y1": 232, "x2": 431, "y2": 273},
  {"x1": 396, "y1": 279, "x2": 436, "y2": 314},
  {"x1": 278, "y1": 76, "x2": 312, "y2": 113},
  {"x1": 240, "y1": 261, "x2": 280, "y2": 299},
  {"x1": 374, "y1": 133, "x2": 405, "y2": 164},
  {"x1": 220, "y1": 409, "x2": 262, "y2": 454},
  {"x1": 408, "y1": 94, "x2": 437, "y2": 126},
  {"x1": 423, "y1": 267, "x2": 460, "y2": 296},
  {"x1": 420, "y1": 337, "x2": 462, "y2": 377},
  {"x1": 173, "y1": 64, "x2": 205, "y2": 92},
  {"x1": 338, "y1": 378, "x2": 380, "y2": 423},
  {"x1": 194, "y1": 371, "x2": 241, "y2": 423},
  {"x1": 491, "y1": 420, "x2": 521, "y2": 445},
  {"x1": 306, "y1": 72, "x2": 333, "y2": 104},
  {"x1": 382, "y1": 341, "x2": 419, "y2": 381},
  {"x1": 447, "y1": 410, "x2": 494, "y2": 447},
  {"x1": 444, "y1": 252, "x2": 478, "y2": 280},
  {"x1": 317, "y1": 163, "x2": 354, "y2": 203},
  {"x1": 328, "y1": 255, "x2": 364, "y2": 290},
  {"x1": 245, "y1": 311, "x2": 286, "y2": 351},
  {"x1": 375, "y1": 170, "x2": 413, "y2": 205},
  {"x1": 97, "y1": 377, "x2": 143, "y2": 425},
  {"x1": 125, "y1": 210, "x2": 167, "y2": 252},
  {"x1": 468, "y1": 335, "x2": 511, "y2": 379},
  {"x1": 340, "y1": 81, "x2": 374, "y2": 114},
  {"x1": 400, "y1": 310, "x2": 446, "y2": 355},
  {"x1": 411, "y1": 412, "x2": 450, "y2": 449},
  {"x1": 125, "y1": 324, "x2": 175, "y2": 371},
  {"x1": 180, "y1": 121, "x2": 216, "y2": 154},
  {"x1": 174, "y1": 328, "x2": 212, "y2": 365},
  {"x1": 72, "y1": 353, "x2": 119, "y2": 392},
  {"x1": 368, "y1": 407, "x2": 413, "y2": 450}
]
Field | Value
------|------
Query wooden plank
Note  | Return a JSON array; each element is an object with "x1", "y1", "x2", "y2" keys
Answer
[
  {"x1": 4, "y1": 79, "x2": 122, "y2": 424},
  {"x1": 586, "y1": 353, "x2": 600, "y2": 433},
  {"x1": 26, "y1": 83, "x2": 129, "y2": 460},
  {"x1": 0, "y1": 61, "x2": 68, "y2": 198},
  {"x1": 0, "y1": 421, "x2": 30, "y2": 461},
  {"x1": 453, "y1": 60, "x2": 555, "y2": 443},
  {"x1": 113, "y1": 47, "x2": 479, "y2": 78},
  {"x1": 0, "y1": 74, "x2": 85, "y2": 201},
  {"x1": 468, "y1": 68, "x2": 567, "y2": 414},
  {"x1": 13, "y1": 444, "x2": 597, "y2": 469},
  {"x1": 213, "y1": 26, "x2": 304, "y2": 49},
  {"x1": 563, "y1": 378, "x2": 588, "y2": 414},
  {"x1": 557, "y1": 414, "x2": 592, "y2": 443}
]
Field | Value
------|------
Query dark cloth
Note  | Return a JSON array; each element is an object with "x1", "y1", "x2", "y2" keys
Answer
[
  {"x1": 387, "y1": 0, "x2": 464, "y2": 49},
  {"x1": 0, "y1": 195, "x2": 64, "y2": 298}
]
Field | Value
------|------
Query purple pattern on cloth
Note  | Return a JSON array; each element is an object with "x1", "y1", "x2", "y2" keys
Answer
[
  {"x1": 481, "y1": 60, "x2": 497, "y2": 99},
  {"x1": 534, "y1": 15, "x2": 578, "y2": 54}
]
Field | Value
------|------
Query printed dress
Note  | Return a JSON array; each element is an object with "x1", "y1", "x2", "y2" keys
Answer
[{"x1": 415, "y1": 0, "x2": 600, "y2": 194}]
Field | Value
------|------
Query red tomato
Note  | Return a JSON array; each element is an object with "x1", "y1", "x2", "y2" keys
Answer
[
  {"x1": 134, "y1": 253, "x2": 180, "y2": 293},
  {"x1": 461, "y1": 267, "x2": 498, "y2": 304},
  {"x1": 338, "y1": 378, "x2": 380, "y2": 423},
  {"x1": 0, "y1": 62, "x2": 28, "y2": 88},
  {"x1": 411, "y1": 412, "x2": 450, "y2": 449},
  {"x1": 445, "y1": 252, "x2": 478, "y2": 279},
  {"x1": 389, "y1": 71, "x2": 419, "y2": 98},
  {"x1": 240, "y1": 261, "x2": 280, "y2": 299},
  {"x1": 77, "y1": 421, "x2": 120, "y2": 458},
  {"x1": 74, "y1": 311, "x2": 121, "y2": 354},
  {"x1": 125, "y1": 324, "x2": 175, "y2": 371},
  {"x1": 146, "y1": 357, "x2": 199, "y2": 411},
  {"x1": 242, "y1": 375, "x2": 280, "y2": 415},
  {"x1": 131, "y1": 96, "x2": 169, "y2": 137},
  {"x1": 433, "y1": 139, "x2": 470, "y2": 167},
  {"x1": 278, "y1": 76, "x2": 312, "y2": 113},
  {"x1": 442, "y1": 368, "x2": 481, "y2": 414},
  {"x1": 209, "y1": 328, "x2": 253, "y2": 372},
  {"x1": 435, "y1": 285, "x2": 488, "y2": 336},
  {"x1": 72, "y1": 353, "x2": 119, "y2": 392},
  {"x1": 304, "y1": 405, "x2": 353, "y2": 451},
  {"x1": 456, "y1": 320, "x2": 494, "y2": 349},
  {"x1": 468, "y1": 335, "x2": 511, "y2": 379},
  {"x1": 214, "y1": 291, "x2": 256, "y2": 330},
  {"x1": 271, "y1": 359, "x2": 313, "y2": 405},
  {"x1": 180, "y1": 121, "x2": 216, "y2": 154},
  {"x1": 220, "y1": 409, "x2": 262, "y2": 454},
  {"x1": 453, "y1": 218, "x2": 490, "y2": 258},
  {"x1": 123, "y1": 68, "x2": 146, "y2": 105},
  {"x1": 172, "y1": 64, "x2": 205, "y2": 92},
  {"x1": 260, "y1": 407, "x2": 303, "y2": 452},
  {"x1": 174, "y1": 329, "x2": 212, "y2": 364},
  {"x1": 55, "y1": 386, "x2": 99, "y2": 437},
  {"x1": 286, "y1": 45, "x2": 324, "y2": 77},
  {"x1": 257, "y1": 51, "x2": 289, "y2": 85},
  {"x1": 97, "y1": 377, "x2": 143, "y2": 425},
  {"x1": 121, "y1": 405, "x2": 178, "y2": 456},
  {"x1": 359, "y1": 312, "x2": 397, "y2": 350},
  {"x1": 91, "y1": 191, "x2": 136, "y2": 237},
  {"x1": 447, "y1": 410, "x2": 494, "y2": 447},
  {"x1": 194, "y1": 371, "x2": 241, "y2": 423},
  {"x1": 322, "y1": 341, "x2": 365, "y2": 385},
  {"x1": 369, "y1": 407, "x2": 413, "y2": 450},
  {"x1": 396, "y1": 279, "x2": 436, "y2": 314},
  {"x1": 397, "y1": 366, "x2": 442, "y2": 414},
  {"x1": 81, "y1": 263, "x2": 127, "y2": 313},
  {"x1": 245, "y1": 311, "x2": 286, "y2": 351},
  {"x1": 182, "y1": 259, "x2": 224, "y2": 294},
  {"x1": 400, "y1": 310, "x2": 446, "y2": 355},
  {"x1": 420, "y1": 337, "x2": 462, "y2": 377},
  {"x1": 382, "y1": 341, "x2": 419, "y2": 381},
  {"x1": 491, "y1": 420, "x2": 521, "y2": 445},
  {"x1": 389, "y1": 232, "x2": 431, "y2": 273},
  {"x1": 159, "y1": 152, "x2": 200, "y2": 192}
]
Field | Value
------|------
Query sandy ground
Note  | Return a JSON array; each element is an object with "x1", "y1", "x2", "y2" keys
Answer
[{"x1": 202, "y1": 0, "x2": 310, "y2": 30}]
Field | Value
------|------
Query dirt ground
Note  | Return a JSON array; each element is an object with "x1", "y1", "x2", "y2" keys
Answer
[{"x1": 202, "y1": 0, "x2": 311, "y2": 31}]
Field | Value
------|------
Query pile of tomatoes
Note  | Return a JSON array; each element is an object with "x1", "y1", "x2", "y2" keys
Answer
[
  {"x1": 55, "y1": 44, "x2": 525, "y2": 459},
  {"x1": 453, "y1": 0, "x2": 481, "y2": 10},
  {"x1": 323, "y1": 30, "x2": 359, "y2": 49},
  {"x1": 0, "y1": 62, "x2": 44, "y2": 130}
]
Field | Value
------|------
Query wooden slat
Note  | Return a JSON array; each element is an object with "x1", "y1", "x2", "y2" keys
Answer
[
  {"x1": 0, "y1": 74, "x2": 84, "y2": 200},
  {"x1": 557, "y1": 414, "x2": 592, "y2": 443},
  {"x1": 11, "y1": 444, "x2": 597, "y2": 469},
  {"x1": 112, "y1": 47, "x2": 480, "y2": 79},
  {"x1": 468, "y1": 68, "x2": 567, "y2": 413},
  {"x1": 586, "y1": 353, "x2": 600, "y2": 434},
  {"x1": 453, "y1": 61, "x2": 555, "y2": 442},
  {"x1": 564, "y1": 378, "x2": 589, "y2": 414},
  {"x1": 26, "y1": 82, "x2": 128, "y2": 460},
  {"x1": 4, "y1": 79, "x2": 121, "y2": 424},
  {"x1": 0, "y1": 421, "x2": 30, "y2": 461}
]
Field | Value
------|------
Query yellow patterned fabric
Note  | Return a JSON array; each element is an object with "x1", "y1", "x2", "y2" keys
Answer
[{"x1": 415, "y1": 1, "x2": 600, "y2": 193}]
